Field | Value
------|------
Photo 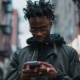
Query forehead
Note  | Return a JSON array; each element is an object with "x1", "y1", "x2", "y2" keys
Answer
[{"x1": 29, "y1": 17, "x2": 50, "y2": 27}]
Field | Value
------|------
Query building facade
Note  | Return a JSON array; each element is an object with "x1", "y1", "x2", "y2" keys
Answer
[
  {"x1": 50, "y1": 0, "x2": 80, "y2": 57},
  {"x1": 0, "y1": 0, "x2": 19, "y2": 57},
  {"x1": 0, "y1": 0, "x2": 13, "y2": 58},
  {"x1": 51, "y1": 0, "x2": 79, "y2": 43}
]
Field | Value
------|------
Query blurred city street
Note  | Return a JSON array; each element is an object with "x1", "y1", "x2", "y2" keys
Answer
[{"x1": 0, "y1": 0, "x2": 80, "y2": 79}]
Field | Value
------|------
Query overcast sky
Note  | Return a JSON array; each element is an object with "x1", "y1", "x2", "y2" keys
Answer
[{"x1": 12, "y1": 0, "x2": 38, "y2": 48}]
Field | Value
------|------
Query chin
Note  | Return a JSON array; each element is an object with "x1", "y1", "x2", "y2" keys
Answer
[{"x1": 37, "y1": 39, "x2": 45, "y2": 43}]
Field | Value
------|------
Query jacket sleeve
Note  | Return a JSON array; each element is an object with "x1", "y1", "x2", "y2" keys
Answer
[
  {"x1": 54, "y1": 48, "x2": 80, "y2": 80},
  {"x1": 69, "y1": 48, "x2": 80, "y2": 80},
  {"x1": 5, "y1": 50, "x2": 20, "y2": 80}
]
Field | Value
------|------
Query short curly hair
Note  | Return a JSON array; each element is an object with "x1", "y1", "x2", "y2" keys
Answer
[{"x1": 23, "y1": 0, "x2": 55, "y2": 21}]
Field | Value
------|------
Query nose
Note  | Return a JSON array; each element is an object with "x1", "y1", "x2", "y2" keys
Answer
[
  {"x1": 36, "y1": 31, "x2": 42, "y2": 35},
  {"x1": 35, "y1": 31, "x2": 43, "y2": 37}
]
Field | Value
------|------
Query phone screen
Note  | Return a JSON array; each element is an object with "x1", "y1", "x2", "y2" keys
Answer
[{"x1": 27, "y1": 61, "x2": 40, "y2": 68}]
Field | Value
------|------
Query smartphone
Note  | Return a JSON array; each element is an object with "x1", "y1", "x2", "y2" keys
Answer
[{"x1": 27, "y1": 61, "x2": 40, "y2": 68}]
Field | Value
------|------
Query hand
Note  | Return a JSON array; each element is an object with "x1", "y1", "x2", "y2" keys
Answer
[
  {"x1": 21, "y1": 61, "x2": 57, "y2": 80},
  {"x1": 38, "y1": 61, "x2": 57, "y2": 79},
  {"x1": 21, "y1": 62, "x2": 40, "y2": 80}
]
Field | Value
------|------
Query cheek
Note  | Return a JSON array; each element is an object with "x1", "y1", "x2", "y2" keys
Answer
[{"x1": 31, "y1": 30, "x2": 50, "y2": 38}]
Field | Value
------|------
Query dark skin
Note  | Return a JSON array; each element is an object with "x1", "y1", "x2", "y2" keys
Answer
[{"x1": 21, "y1": 16, "x2": 57, "y2": 80}]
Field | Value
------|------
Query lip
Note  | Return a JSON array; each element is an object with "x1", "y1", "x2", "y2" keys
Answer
[{"x1": 36, "y1": 38, "x2": 44, "y2": 42}]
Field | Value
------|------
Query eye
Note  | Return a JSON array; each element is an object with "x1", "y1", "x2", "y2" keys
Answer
[{"x1": 40, "y1": 28, "x2": 46, "y2": 31}]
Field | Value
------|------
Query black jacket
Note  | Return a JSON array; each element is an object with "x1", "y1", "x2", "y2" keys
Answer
[{"x1": 6, "y1": 34, "x2": 80, "y2": 80}]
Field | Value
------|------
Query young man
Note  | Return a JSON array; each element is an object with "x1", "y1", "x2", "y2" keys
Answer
[{"x1": 6, "y1": 0, "x2": 80, "y2": 80}]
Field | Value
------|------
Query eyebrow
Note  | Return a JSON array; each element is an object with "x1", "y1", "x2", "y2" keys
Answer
[{"x1": 31, "y1": 23, "x2": 50, "y2": 29}]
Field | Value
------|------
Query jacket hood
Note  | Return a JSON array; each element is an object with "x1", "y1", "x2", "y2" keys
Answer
[{"x1": 27, "y1": 34, "x2": 66, "y2": 45}]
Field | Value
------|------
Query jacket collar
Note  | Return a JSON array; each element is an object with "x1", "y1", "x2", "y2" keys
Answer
[
  {"x1": 46, "y1": 43, "x2": 59, "y2": 58},
  {"x1": 27, "y1": 34, "x2": 66, "y2": 45}
]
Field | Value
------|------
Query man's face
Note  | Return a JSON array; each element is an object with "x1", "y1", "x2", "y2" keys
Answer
[{"x1": 29, "y1": 16, "x2": 51, "y2": 42}]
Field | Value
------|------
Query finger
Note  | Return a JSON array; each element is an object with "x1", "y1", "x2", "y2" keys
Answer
[
  {"x1": 21, "y1": 73, "x2": 36, "y2": 78},
  {"x1": 22, "y1": 71, "x2": 39, "y2": 77},
  {"x1": 33, "y1": 67, "x2": 39, "y2": 72},
  {"x1": 22, "y1": 67, "x2": 38, "y2": 74},
  {"x1": 22, "y1": 65, "x2": 30, "y2": 74},
  {"x1": 37, "y1": 66, "x2": 47, "y2": 76},
  {"x1": 38, "y1": 61, "x2": 52, "y2": 67},
  {"x1": 39, "y1": 66, "x2": 47, "y2": 72},
  {"x1": 23, "y1": 62, "x2": 29, "y2": 69}
]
